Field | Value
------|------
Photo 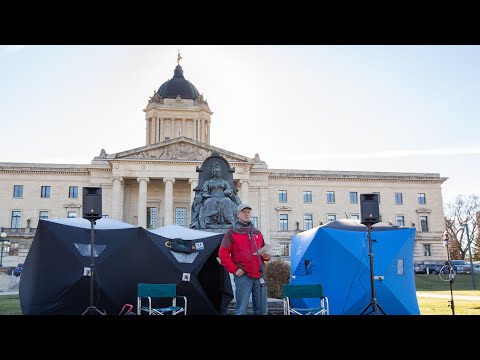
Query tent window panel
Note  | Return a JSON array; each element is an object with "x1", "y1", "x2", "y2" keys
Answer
[
  {"x1": 175, "y1": 207, "x2": 187, "y2": 227},
  {"x1": 147, "y1": 207, "x2": 157, "y2": 229},
  {"x1": 279, "y1": 214, "x2": 288, "y2": 231}
]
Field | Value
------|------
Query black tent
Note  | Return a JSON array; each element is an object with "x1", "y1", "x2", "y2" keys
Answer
[{"x1": 20, "y1": 219, "x2": 233, "y2": 315}]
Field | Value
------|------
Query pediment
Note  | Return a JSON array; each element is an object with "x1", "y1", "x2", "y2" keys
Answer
[{"x1": 110, "y1": 137, "x2": 252, "y2": 163}]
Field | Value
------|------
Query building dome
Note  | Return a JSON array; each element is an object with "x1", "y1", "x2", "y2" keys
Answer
[{"x1": 157, "y1": 65, "x2": 200, "y2": 100}]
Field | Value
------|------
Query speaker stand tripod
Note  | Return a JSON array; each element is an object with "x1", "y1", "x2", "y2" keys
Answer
[
  {"x1": 82, "y1": 218, "x2": 105, "y2": 315},
  {"x1": 360, "y1": 223, "x2": 386, "y2": 315}
]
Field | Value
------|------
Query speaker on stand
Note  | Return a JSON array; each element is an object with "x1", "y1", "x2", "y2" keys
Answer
[
  {"x1": 81, "y1": 187, "x2": 106, "y2": 315},
  {"x1": 359, "y1": 193, "x2": 386, "y2": 315}
]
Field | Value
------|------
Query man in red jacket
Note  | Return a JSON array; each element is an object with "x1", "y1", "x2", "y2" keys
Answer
[{"x1": 218, "y1": 203, "x2": 271, "y2": 315}]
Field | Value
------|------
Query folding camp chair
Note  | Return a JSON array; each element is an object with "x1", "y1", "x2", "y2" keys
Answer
[
  {"x1": 282, "y1": 284, "x2": 329, "y2": 315},
  {"x1": 137, "y1": 283, "x2": 187, "y2": 315}
]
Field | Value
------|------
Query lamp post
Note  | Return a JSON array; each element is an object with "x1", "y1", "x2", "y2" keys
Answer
[
  {"x1": 460, "y1": 223, "x2": 476, "y2": 290},
  {"x1": 0, "y1": 232, "x2": 8, "y2": 267}
]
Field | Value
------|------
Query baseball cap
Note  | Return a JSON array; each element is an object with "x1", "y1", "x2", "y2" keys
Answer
[{"x1": 237, "y1": 203, "x2": 252, "y2": 212}]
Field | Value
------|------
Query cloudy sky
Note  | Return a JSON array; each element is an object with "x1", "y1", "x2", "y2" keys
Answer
[{"x1": 1, "y1": 45, "x2": 479, "y2": 203}]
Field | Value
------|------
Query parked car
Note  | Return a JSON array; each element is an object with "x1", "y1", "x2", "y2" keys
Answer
[
  {"x1": 414, "y1": 263, "x2": 426, "y2": 274},
  {"x1": 447, "y1": 260, "x2": 471, "y2": 274},
  {"x1": 424, "y1": 263, "x2": 449, "y2": 274},
  {"x1": 13, "y1": 263, "x2": 23, "y2": 277}
]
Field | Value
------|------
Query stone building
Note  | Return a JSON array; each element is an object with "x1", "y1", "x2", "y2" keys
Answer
[{"x1": 0, "y1": 61, "x2": 448, "y2": 265}]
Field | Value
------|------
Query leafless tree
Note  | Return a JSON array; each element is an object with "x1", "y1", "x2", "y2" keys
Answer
[{"x1": 444, "y1": 194, "x2": 480, "y2": 260}]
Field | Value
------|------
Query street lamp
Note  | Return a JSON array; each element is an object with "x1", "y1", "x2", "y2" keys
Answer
[
  {"x1": 0, "y1": 232, "x2": 9, "y2": 267},
  {"x1": 460, "y1": 223, "x2": 476, "y2": 290}
]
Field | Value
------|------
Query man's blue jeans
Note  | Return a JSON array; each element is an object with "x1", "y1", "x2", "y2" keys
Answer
[{"x1": 234, "y1": 274, "x2": 268, "y2": 315}]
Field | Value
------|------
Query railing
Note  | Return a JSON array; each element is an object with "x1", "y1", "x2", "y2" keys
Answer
[{"x1": 0, "y1": 227, "x2": 36, "y2": 236}]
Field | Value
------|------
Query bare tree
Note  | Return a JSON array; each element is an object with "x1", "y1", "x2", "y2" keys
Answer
[{"x1": 444, "y1": 194, "x2": 480, "y2": 260}]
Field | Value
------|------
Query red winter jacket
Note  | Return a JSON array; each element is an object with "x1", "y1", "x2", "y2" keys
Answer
[{"x1": 218, "y1": 223, "x2": 268, "y2": 278}]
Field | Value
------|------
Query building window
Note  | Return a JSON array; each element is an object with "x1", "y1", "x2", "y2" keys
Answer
[
  {"x1": 13, "y1": 185, "x2": 23, "y2": 198},
  {"x1": 278, "y1": 190, "x2": 287, "y2": 202},
  {"x1": 418, "y1": 193, "x2": 426, "y2": 205},
  {"x1": 303, "y1": 191, "x2": 312, "y2": 203},
  {"x1": 39, "y1": 211, "x2": 49, "y2": 221},
  {"x1": 423, "y1": 244, "x2": 431, "y2": 257},
  {"x1": 396, "y1": 215, "x2": 405, "y2": 227},
  {"x1": 279, "y1": 214, "x2": 288, "y2": 231},
  {"x1": 11, "y1": 210, "x2": 22, "y2": 228},
  {"x1": 349, "y1": 192, "x2": 358, "y2": 204},
  {"x1": 251, "y1": 216, "x2": 258, "y2": 228},
  {"x1": 69, "y1": 186, "x2": 79, "y2": 199},
  {"x1": 327, "y1": 214, "x2": 336, "y2": 223},
  {"x1": 394, "y1": 192, "x2": 403, "y2": 205},
  {"x1": 304, "y1": 214, "x2": 313, "y2": 230},
  {"x1": 350, "y1": 214, "x2": 359, "y2": 220},
  {"x1": 41, "y1": 186, "x2": 51, "y2": 198},
  {"x1": 281, "y1": 243, "x2": 289, "y2": 256},
  {"x1": 373, "y1": 192, "x2": 381, "y2": 204},
  {"x1": 67, "y1": 211, "x2": 77, "y2": 218},
  {"x1": 327, "y1": 191, "x2": 335, "y2": 204},
  {"x1": 175, "y1": 207, "x2": 187, "y2": 227},
  {"x1": 147, "y1": 207, "x2": 157, "y2": 228},
  {"x1": 420, "y1": 216, "x2": 429, "y2": 232}
]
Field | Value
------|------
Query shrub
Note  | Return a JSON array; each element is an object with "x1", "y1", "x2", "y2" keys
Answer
[{"x1": 265, "y1": 258, "x2": 290, "y2": 298}]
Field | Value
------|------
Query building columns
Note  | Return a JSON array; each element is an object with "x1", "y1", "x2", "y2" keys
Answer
[
  {"x1": 239, "y1": 180, "x2": 249, "y2": 204},
  {"x1": 163, "y1": 177, "x2": 176, "y2": 225},
  {"x1": 188, "y1": 178, "x2": 198, "y2": 206},
  {"x1": 112, "y1": 176, "x2": 124, "y2": 221},
  {"x1": 137, "y1": 177, "x2": 149, "y2": 228}
]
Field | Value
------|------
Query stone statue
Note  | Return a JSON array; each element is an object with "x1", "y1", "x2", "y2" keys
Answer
[{"x1": 190, "y1": 156, "x2": 241, "y2": 230}]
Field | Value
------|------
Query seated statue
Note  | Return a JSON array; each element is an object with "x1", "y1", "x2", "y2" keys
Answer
[{"x1": 197, "y1": 162, "x2": 240, "y2": 228}]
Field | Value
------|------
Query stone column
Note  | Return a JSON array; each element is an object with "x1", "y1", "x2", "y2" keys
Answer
[
  {"x1": 200, "y1": 119, "x2": 204, "y2": 143},
  {"x1": 163, "y1": 177, "x2": 175, "y2": 226},
  {"x1": 137, "y1": 177, "x2": 149, "y2": 228},
  {"x1": 182, "y1": 117, "x2": 186, "y2": 138},
  {"x1": 112, "y1": 176, "x2": 124, "y2": 220},
  {"x1": 188, "y1": 178, "x2": 198, "y2": 205},
  {"x1": 259, "y1": 186, "x2": 270, "y2": 243},
  {"x1": 160, "y1": 117, "x2": 164, "y2": 141},
  {"x1": 155, "y1": 117, "x2": 160, "y2": 143},
  {"x1": 239, "y1": 180, "x2": 249, "y2": 204},
  {"x1": 206, "y1": 119, "x2": 210, "y2": 144}
]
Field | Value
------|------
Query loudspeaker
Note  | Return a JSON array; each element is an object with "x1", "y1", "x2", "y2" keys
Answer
[
  {"x1": 360, "y1": 193, "x2": 380, "y2": 225},
  {"x1": 83, "y1": 187, "x2": 102, "y2": 219}
]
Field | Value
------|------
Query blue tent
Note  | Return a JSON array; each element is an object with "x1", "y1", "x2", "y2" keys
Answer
[{"x1": 290, "y1": 219, "x2": 419, "y2": 315}]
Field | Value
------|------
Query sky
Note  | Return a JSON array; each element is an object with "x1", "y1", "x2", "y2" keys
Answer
[{"x1": 1, "y1": 45, "x2": 479, "y2": 204}]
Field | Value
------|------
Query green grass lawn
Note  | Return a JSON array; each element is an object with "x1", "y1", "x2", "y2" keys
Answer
[{"x1": 2, "y1": 274, "x2": 479, "y2": 315}]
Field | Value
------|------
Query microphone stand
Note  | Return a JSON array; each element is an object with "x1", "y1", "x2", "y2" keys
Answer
[{"x1": 251, "y1": 227, "x2": 267, "y2": 315}]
